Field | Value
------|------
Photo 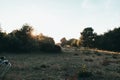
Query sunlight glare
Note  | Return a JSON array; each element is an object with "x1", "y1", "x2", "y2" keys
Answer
[{"x1": 31, "y1": 30, "x2": 38, "y2": 36}]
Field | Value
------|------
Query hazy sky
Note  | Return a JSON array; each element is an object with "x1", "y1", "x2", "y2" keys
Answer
[{"x1": 0, "y1": 0, "x2": 120, "y2": 42}]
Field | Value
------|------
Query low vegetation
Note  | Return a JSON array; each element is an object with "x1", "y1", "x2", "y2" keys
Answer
[{"x1": 0, "y1": 48, "x2": 120, "y2": 80}]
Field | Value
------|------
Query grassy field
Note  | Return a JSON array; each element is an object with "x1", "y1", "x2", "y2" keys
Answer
[{"x1": 0, "y1": 48, "x2": 120, "y2": 80}]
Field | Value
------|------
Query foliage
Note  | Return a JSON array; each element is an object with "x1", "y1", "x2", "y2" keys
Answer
[
  {"x1": 67, "y1": 38, "x2": 80, "y2": 47},
  {"x1": 94, "y1": 27, "x2": 120, "y2": 52},
  {"x1": 60, "y1": 37, "x2": 67, "y2": 47},
  {"x1": 0, "y1": 24, "x2": 61, "y2": 53},
  {"x1": 0, "y1": 30, "x2": 7, "y2": 52},
  {"x1": 1, "y1": 24, "x2": 120, "y2": 52},
  {"x1": 80, "y1": 27, "x2": 96, "y2": 48},
  {"x1": 60, "y1": 38, "x2": 81, "y2": 47},
  {"x1": 79, "y1": 27, "x2": 120, "y2": 52}
]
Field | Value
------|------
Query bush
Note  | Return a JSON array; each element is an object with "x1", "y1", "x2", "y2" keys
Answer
[
  {"x1": 53, "y1": 45, "x2": 62, "y2": 52},
  {"x1": 40, "y1": 43, "x2": 61, "y2": 53},
  {"x1": 40, "y1": 43, "x2": 54, "y2": 52}
]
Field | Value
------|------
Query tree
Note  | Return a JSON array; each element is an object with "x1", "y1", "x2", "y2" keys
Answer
[
  {"x1": 67, "y1": 38, "x2": 78, "y2": 47},
  {"x1": 37, "y1": 34, "x2": 56, "y2": 52},
  {"x1": 60, "y1": 37, "x2": 67, "y2": 47},
  {"x1": 17, "y1": 24, "x2": 34, "y2": 51},
  {"x1": 0, "y1": 24, "x2": 62, "y2": 53},
  {"x1": 80, "y1": 27, "x2": 96, "y2": 47},
  {"x1": 0, "y1": 29, "x2": 7, "y2": 52},
  {"x1": 99, "y1": 27, "x2": 120, "y2": 51},
  {"x1": 4, "y1": 24, "x2": 35, "y2": 52}
]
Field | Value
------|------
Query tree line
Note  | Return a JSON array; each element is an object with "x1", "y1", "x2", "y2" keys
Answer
[
  {"x1": 60, "y1": 27, "x2": 120, "y2": 52},
  {"x1": 0, "y1": 24, "x2": 120, "y2": 53},
  {"x1": 0, "y1": 24, "x2": 61, "y2": 53}
]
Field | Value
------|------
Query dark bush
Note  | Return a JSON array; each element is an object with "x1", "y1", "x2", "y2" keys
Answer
[
  {"x1": 53, "y1": 45, "x2": 61, "y2": 52},
  {"x1": 40, "y1": 43, "x2": 54, "y2": 52},
  {"x1": 40, "y1": 43, "x2": 61, "y2": 53}
]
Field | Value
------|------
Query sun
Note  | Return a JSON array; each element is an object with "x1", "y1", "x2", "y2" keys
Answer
[{"x1": 31, "y1": 30, "x2": 38, "y2": 36}]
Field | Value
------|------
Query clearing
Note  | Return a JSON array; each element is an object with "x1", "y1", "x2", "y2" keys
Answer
[{"x1": 0, "y1": 47, "x2": 120, "y2": 80}]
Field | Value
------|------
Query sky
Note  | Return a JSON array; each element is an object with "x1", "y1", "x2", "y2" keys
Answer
[{"x1": 0, "y1": 0, "x2": 120, "y2": 43}]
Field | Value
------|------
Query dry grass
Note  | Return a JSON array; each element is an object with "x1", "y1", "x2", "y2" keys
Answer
[{"x1": 0, "y1": 48, "x2": 120, "y2": 80}]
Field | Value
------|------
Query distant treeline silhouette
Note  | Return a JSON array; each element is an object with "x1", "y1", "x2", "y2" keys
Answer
[
  {"x1": 0, "y1": 24, "x2": 61, "y2": 53},
  {"x1": 60, "y1": 27, "x2": 120, "y2": 52},
  {"x1": 0, "y1": 24, "x2": 120, "y2": 53}
]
